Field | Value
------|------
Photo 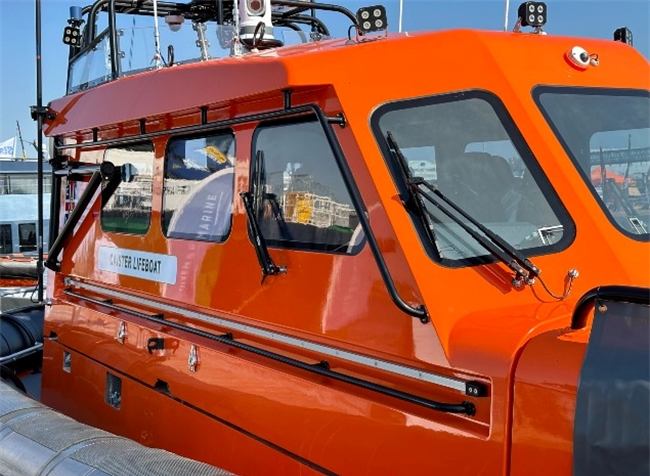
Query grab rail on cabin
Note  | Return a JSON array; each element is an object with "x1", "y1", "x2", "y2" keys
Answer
[
  {"x1": 571, "y1": 285, "x2": 650, "y2": 330},
  {"x1": 50, "y1": 99, "x2": 429, "y2": 322},
  {"x1": 46, "y1": 162, "x2": 123, "y2": 272},
  {"x1": 63, "y1": 285, "x2": 477, "y2": 414}
]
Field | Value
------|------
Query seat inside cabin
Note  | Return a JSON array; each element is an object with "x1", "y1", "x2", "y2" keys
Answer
[{"x1": 436, "y1": 151, "x2": 521, "y2": 223}]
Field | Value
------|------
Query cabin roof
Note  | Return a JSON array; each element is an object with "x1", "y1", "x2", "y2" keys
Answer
[{"x1": 44, "y1": 28, "x2": 649, "y2": 137}]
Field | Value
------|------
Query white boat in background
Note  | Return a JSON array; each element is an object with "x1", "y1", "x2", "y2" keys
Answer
[
  {"x1": 0, "y1": 159, "x2": 51, "y2": 255},
  {"x1": 0, "y1": 159, "x2": 50, "y2": 307}
]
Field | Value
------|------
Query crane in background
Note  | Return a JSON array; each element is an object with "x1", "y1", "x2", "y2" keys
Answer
[
  {"x1": 16, "y1": 120, "x2": 48, "y2": 159},
  {"x1": 15, "y1": 120, "x2": 28, "y2": 160}
]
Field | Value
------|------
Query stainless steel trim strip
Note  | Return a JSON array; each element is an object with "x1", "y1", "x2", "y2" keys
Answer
[{"x1": 64, "y1": 278, "x2": 467, "y2": 393}]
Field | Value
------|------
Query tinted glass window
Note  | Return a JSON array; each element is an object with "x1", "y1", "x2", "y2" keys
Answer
[
  {"x1": 535, "y1": 88, "x2": 649, "y2": 240},
  {"x1": 252, "y1": 118, "x2": 361, "y2": 253},
  {"x1": 163, "y1": 133, "x2": 235, "y2": 242},
  {"x1": 372, "y1": 91, "x2": 573, "y2": 265},
  {"x1": 101, "y1": 143, "x2": 154, "y2": 234},
  {"x1": 0, "y1": 224, "x2": 12, "y2": 253},
  {"x1": 18, "y1": 223, "x2": 36, "y2": 252}
]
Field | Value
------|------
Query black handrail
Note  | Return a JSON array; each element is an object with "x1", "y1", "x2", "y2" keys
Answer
[
  {"x1": 571, "y1": 285, "x2": 650, "y2": 329},
  {"x1": 64, "y1": 288, "x2": 472, "y2": 415},
  {"x1": 311, "y1": 107, "x2": 429, "y2": 323},
  {"x1": 45, "y1": 171, "x2": 103, "y2": 272}
]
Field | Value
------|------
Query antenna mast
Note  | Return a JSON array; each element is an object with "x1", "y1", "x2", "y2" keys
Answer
[
  {"x1": 15, "y1": 120, "x2": 28, "y2": 160},
  {"x1": 398, "y1": 0, "x2": 403, "y2": 33},
  {"x1": 32, "y1": 0, "x2": 45, "y2": 302},
  {"x1": 152, "y1": 0, "x2": 163, "y2": 68},
  {"x1": 504, "y1": 0, "x2": 510, "y2": 31}
]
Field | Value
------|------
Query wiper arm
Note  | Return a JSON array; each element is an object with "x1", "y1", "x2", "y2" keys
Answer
[
  {"x1": 385, "y1": 132, "x2": 539, "y2": 287},
  {"x1": 240, "y1": 150, "x2": 286, "y2": 283},
  {"x1": 385, "y1": 131, "x2": 438, "y2": 246},
  {"x1": 414, "y1": 178, "x2": 540, "y2": 286}
]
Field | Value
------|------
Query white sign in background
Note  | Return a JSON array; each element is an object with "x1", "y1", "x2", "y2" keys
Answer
[{"x1": 98, "y1": 246, "x2": 178, "y2": 285}]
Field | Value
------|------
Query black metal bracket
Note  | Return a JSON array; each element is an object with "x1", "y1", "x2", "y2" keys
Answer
[
  {"x1": 30, "y1": 105, "x2": 56, "y2": 121},
  {"x1": 283, "y1": 89, "x2": 293, "y2": 110},
  {"x1": 326, "y1": 113, "x2": 346, "y2": 128},
  {"x1": 465, "y1": 381, "x2": 488, "y2": 397}
]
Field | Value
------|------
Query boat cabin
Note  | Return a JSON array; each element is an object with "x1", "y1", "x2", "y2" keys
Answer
[{"x1": 4, "y1": 0, "x2": 648, "y2": 474}]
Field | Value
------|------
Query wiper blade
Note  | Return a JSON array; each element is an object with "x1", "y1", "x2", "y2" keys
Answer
[
  {"x1": 414, "y1": 178, "x2": 540, "y2": 284},
  {"x1": 241, "y1": 150, "x2": 286, "y2": 282},
  {"x1": 386, "y1": 131, "x2": 438, "y2": 246},
  {"x1": 385, "y1": 132, "x2": 540, "y2": 286}
]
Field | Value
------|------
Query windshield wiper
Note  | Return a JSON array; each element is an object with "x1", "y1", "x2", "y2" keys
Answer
[
  {"x1": 385, "y1": 132, "x2": 540, "y2": 287},
  {"x1": 240, "y1": 150, "x2": 286, "y2": 283},
  {"x1": 386, "y1": 132, "x2": 440, "y2": 248}
]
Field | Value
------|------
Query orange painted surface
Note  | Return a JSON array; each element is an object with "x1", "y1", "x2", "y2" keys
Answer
[
  {"x1": 39, "y1": 26, "x2": 649, "y2": 475},
  {"x1": 0, "y1": 278, "x2": 37, "y2": 287}
]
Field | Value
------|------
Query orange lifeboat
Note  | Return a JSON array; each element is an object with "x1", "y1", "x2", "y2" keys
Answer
[{"x1": 1, "y1": 1, "x2": 648, "y2": 475}]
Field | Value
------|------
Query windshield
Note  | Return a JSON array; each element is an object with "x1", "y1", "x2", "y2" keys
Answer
[
  {"x1": 68, "y1": 11, "x2": 322, "y2": 94},
  {"x1": 534, "y1": 87, "x2": 650, "y2": 240},
  {"x1": 371, "y1": 90, "x2": 574, "y2": 266}
]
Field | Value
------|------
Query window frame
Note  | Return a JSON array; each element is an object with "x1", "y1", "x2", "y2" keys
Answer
[
  {"x1": 161, "y1": 129, "x2": 236, "y2": 243},
  {"x1": 370, "y1": 88, "x2": 576, "y2": 268},
  {"x1": 533, "y1": 86, "x2": 650, "y2": 242},
  {"x1": 0, "y1": 224, "x2": 13, "y2": 254},
  {"x1": 18, "y1": 222, "x2": 37, "y2": 253},
  {"x1": 250, "y1": 115, "x2": 365, "y2": 255},
  {"x1": 100, "y1": 141, "x2": 155, "y2": 236}
]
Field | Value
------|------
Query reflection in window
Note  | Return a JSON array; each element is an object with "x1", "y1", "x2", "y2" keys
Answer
[
  {"x1": 18, "y1": 223, "x2": 36, "y2": 252},
  {"x1": 373, "y1": 91, "x2": 572, "y2": 263},
  {"x1": 163, "y1": 133, "x2": 235, "y2": 242},
  {"x1": 535, "y1": 88, "x2": 649, "y2": 239},
  {"x1": 0, "y1": 224, "x2": 12, "y2": 254},
  {"x1": 101, "y1": 143, "x2": 155, "y2": 235},
  {"x1": 253, "y1": 119, "x2": 361, "y2": 253}
]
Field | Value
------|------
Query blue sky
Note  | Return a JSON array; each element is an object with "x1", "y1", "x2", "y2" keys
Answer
[{"x1": 1, "y1": 0, "x2": 648, "y2": 152}]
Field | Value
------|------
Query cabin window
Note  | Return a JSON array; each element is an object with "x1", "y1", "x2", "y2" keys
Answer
[
  {"x1": 0, "y1": 224, "x2": 12, "y2": 254},
  {"x1": 252, "y1": 118, "x2": 361, "y2": 253},
  {"x1": 18, "y1": 223, "x2": 36, "y2": 252},
  {"x1": 101, "y1": 142, "x2": 155, "y2": 235},
  {"x1": 0, "y1": 174, "x2": 52, "y2": 195},
  {"x1": 534, "y1": 87, "x2": 650, "y2": 241},
  {"x1": 371, "y1": 90, "x2": 574, "y2": 266},
  {"x1": 162, "y1": 133, "x2": 236, "y2": 242}
]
